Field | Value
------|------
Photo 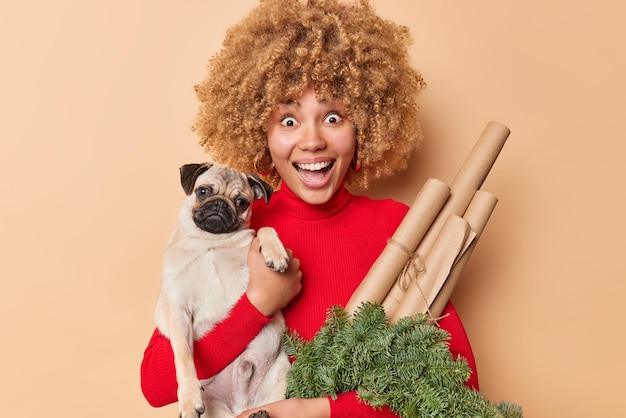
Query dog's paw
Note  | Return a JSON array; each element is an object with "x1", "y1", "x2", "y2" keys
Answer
[
  {"x1": 178, "y1": 402, "x2": 205, "y2": 418},
  {"x1": 178, "y1": 388, "x2": 205, "y2": 418},
  {"x1": 248, "y1": 411, "x2": 270, "y2": 418},
  {"x1": 263, "y1": 252, "x2": 290, "y2": 273},
  {"x1": 257, "y1": 227, "x2": 289, "y2": 272}
]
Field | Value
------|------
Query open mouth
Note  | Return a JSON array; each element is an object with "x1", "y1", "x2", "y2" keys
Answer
[{"x1": 294, "y1": 160, "x2": 335, "y2": 185}]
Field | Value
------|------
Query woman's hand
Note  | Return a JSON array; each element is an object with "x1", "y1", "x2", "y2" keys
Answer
[
  {"x1": 236, "y1": 397, "x2": 330, "y2": 418},
  {"x1": 246, "y1": 236, "x2": 302, "y2": 317}
]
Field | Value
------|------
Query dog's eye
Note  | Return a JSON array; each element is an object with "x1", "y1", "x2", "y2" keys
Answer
[
  {"x1": 196, "y1": 186, "x2": 213, "y2": 200},
  {"x1": 235, "y1": 197, "x2": 250, "y2": 212}
]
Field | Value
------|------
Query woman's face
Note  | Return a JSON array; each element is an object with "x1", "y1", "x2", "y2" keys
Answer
[{"x1": 267, "y1": 85, "x2": 356, "y2": 205}]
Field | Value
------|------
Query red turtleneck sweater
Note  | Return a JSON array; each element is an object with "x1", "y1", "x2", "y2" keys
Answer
[{"x1": 140, "y1": 184, "x2": 479, "y2": 417}]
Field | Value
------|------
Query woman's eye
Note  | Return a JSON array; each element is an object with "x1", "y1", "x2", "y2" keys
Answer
[
  {"x1": 324, "y1": 112, "x2": 343, "y2": 124},
  {"x1": 235, "y1": 198, "x2": 250, "y2": 212},
  {"x1": 280, "y1": 116, "x2": 297, "y2": 127}
]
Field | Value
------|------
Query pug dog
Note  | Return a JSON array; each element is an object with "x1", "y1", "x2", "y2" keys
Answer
[{"x1": 154, "y1": 163, "x2": 290, "y2": 418}]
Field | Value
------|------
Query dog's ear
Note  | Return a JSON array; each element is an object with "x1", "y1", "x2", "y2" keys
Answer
[
  {"x1": 247, "y1": 173, "x2": 273, "y2": 204},
  {"x1": 180, "y1": 163, "x2": 212, "y2": 195}
]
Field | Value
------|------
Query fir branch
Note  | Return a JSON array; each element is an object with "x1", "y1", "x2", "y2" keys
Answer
[{"x1": 284, "y1": 302, "x2": 522, "y2": 418}]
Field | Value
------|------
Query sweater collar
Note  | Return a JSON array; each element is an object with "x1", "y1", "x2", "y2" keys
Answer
[{"x1": 270, "y1": 181, "x2": 352, "y2": 220}]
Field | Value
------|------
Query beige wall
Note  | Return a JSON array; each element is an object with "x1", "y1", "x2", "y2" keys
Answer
[{"x1": 1, "y1": 1, "x2": 624, "y2": 416}]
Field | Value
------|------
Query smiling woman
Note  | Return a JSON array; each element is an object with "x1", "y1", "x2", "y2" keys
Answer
[
  {"x1": 266, "y1": 85, "x2": 356, "y2": 205},
  {"x1": 140, "y1": 1, "x2": 479, "y2": 417},
  {"x1": 192, "y1": 0, "x2": 425, "y2": 190}
]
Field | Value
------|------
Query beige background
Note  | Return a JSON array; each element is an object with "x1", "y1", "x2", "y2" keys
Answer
[{"x1": 1, "y1": 1, "x2": 624, "y2": 417}]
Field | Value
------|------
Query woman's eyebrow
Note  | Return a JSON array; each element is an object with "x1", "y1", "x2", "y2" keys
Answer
[
  {"x1": 279, "y1": 98, "x2": 330, "y2": 107},
  {"x1": 281, "y1": 99, "x2": 299, "y2": 106}
]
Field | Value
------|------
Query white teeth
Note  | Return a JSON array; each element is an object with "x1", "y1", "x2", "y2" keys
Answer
[{"x1": 296, "y1": 161, "x2": 332, "y2": 171}]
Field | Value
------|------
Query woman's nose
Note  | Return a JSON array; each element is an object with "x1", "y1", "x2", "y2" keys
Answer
[{"x1": 298, "y1": 124, "x2": 327, "y2": 152}]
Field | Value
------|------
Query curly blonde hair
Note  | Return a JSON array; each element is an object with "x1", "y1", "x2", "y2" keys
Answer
[{"x1": 193, "y1": 0, "x2": 426, "y2": 189}]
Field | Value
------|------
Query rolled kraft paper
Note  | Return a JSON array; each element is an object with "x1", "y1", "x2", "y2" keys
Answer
[
  {"x1": 382, "y1": 121, "x2": 509, "y2": 317},
  {"x1": 389, "y1": 215, "x2": 471, "y2": 323},
  {"x1": 417, "y1": 121, "x2": 509, "y2": 254},
  {"x1": 428, "y1": 190, "x2": 499, "y2": 321},
  {"x1": 382, "y1": 226, "x2": 475, "y2": 315},
  {"x1": 344, "y1": 178, "x2": 450, "y2": 316}
]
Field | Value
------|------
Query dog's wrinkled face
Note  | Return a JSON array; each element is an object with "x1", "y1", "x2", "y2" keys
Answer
[{"x1": 180, "y1": 163, "x2": 273, "y2": 234}]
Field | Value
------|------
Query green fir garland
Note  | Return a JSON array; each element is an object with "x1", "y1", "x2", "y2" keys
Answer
[{"x1": 283, "y1": 303, "x2": 522, "y2": 418}]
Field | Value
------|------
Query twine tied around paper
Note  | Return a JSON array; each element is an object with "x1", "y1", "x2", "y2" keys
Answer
[
  {"x1": 386, "y1": 238, "x2": 448, "y2": 324},
  {"x1": 387, "y1": 238, "x2": 425, "y2": 290}
]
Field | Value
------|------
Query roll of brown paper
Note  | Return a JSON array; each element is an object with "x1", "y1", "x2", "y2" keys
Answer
[
  {"x1": 382, "y1": 122, "x2": 509, "y2": 319},
  {"x1": 344, "y1": 178, "x2": 450, "y2": 316},
  {"x1": 389, "y1": 214, "x2": 471, "y2": 323},
  {"x1": 427, "y1": 190, "x2": 498, "y2": 321},
  {"x1": 345, "y1": 122, "x2": 509, "y2": 321}
]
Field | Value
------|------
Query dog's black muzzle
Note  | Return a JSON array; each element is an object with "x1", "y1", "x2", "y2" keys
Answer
[{"x1": 192, "y1": 199, "x2": 243, "y2": 234}]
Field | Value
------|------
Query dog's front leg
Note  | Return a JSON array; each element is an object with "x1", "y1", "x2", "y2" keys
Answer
[
  {"x1": 257, "y1": 227, "x2": 289, "y2": 273},
  {"x1": 169, "y1": 309, "x2": 205, "y2": 418}
]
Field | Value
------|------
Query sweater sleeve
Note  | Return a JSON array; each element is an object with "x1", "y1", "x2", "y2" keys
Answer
[{"x1": 140, "y1": 294, "x2": 272, "y2": 407}]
